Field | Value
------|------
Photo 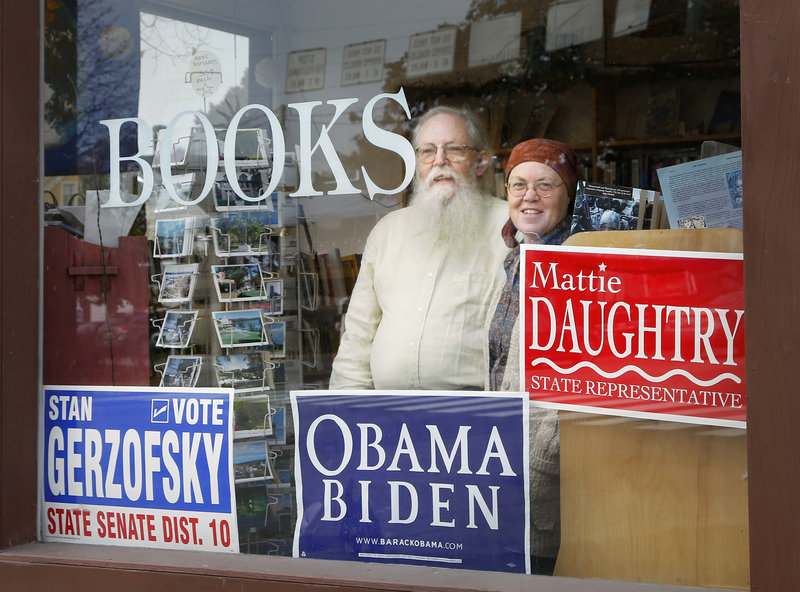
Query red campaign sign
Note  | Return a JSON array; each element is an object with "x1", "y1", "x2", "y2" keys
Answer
[{"x1": 520, "y1": 245, "x2": 745, "y2": 428}]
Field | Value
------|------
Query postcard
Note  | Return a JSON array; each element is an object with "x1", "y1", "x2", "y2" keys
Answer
[
  {"x1": 265, "y1": 491, "x2": 293, "y2": 534},
  {"x1": 158, "y1": 263, "x2": 199, "y2": 303},
  {"x1": 261, "y1": 279, "x2": 284, "y2": 314},
  {"x1": 231, "y1": 278, "x2": 284, "y2": 315},
  {"x1": 233, "y1": 439, "x2": 273, "y2": 484},
  {"x1": 212, "y1": 263, "x2": 266, "y2": 303},
  {"x1": 210, "y1": 211, "x2": 276, "y2": 258},
  {"x1": 159, "y1": 355, "x2": 202, "y2": 387},
  {"x1": 271, "y1": 360, "x2": 302, "y2": 391},
  {"x1": 153, "y1": 128, "x2": 192, "y2": 167},
  {"x1": 215, "y1": 128, "x2": 269, "y2": 163},
  {"x1": 235, "y1": 482, "x2": 269, "y2": 530},
  {"x1": 215, "y1": 352, "x2": 275, "y2": 392},
  {"x1": 233, "y1": 392, "x2": 273, "y2": 439},
  {"x1": 212, "y1": 309, "x2": 269, "y2": 348},
  {"x1": 272, "y1": 453, "x2": 293, "y2": 486},
  {"x1": 154, "y1": 217, "x2": 195, "y2": 258},
  {"x1": 153, "y1": 172, "x2": 193, "y2": 212},
  {"x1": 265, "y1": 321, "x2": 286, "y2": 358},
  {"x1": 267, "y1": 406, "x2": 286, "y2": 446},
  {"x1": 155, "y1": 309, "x2": 199, "y2": 348},
  {"x1": 213, "y1": 172, "x2": 276, "y2": 212}
]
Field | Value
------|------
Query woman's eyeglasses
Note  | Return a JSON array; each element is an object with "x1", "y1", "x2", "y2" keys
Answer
[{"x1": 505, "y1": 180, "x2": 564, "y2": 198}]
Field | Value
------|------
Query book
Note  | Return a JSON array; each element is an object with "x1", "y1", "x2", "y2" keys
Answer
[
  {"x1": 317, "y1": 252, "x2": 331, "y2": 306},
  {"x1": 340, "y1": 254, "x2": 360, "y2": 295},
  {"x1": 656, "y1": 151, "x2": 743, "y2": 230},
  {"x1": 645, "y1": 87, "x2": 680, "y2": 137},
  {"x1": 707, "y1": 90, "x2": 741, "y2": 135},
  {"x1": 569, "y1": 181, "x2": 660, "y2": 237},
  {"x1": 322, "y1": 248, "x2": 348, "y2": 307}
]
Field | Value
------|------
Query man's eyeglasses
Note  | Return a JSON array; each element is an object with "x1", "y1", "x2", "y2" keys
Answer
[
  {"x1": 414, "y1": 144, "x2": 479, "y2": 164},
  {"x1": 505, "y1": 180, "x2": 564, "y2": 198}
]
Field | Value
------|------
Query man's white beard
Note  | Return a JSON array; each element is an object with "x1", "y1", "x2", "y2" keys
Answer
[{"x1": 408, "y1": 165, "x2": 484, "y2": 245}]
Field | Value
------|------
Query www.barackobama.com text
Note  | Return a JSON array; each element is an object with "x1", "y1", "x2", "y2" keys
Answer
[{"x1": 355, "y1": 537, "x2": 463, "y2": 550}]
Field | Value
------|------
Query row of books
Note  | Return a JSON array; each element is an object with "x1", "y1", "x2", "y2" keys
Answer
[
  {"x1": 317, "y1": 249, "x2": 361, "y2": 309},
  {"x1": 595, "y1": 146, "x2": 699, "y2": 190}
]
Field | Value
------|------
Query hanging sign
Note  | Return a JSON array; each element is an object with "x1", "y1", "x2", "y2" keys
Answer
[
  {"x1": 286, "y1": 48, "x2": 326, "y2": 93},
  {"x1": 406, "y1": 27, "x2": 456, "y2": 77},
  {"x1": 521, "y1": 246, "x2": 745, "y2": 428},
  {"x1": 292, "y1": 390, "x2": 530, "y2": 574},
  {"x1": 39, "y1": 385, "x2": 239, "y2": 552},
  {"x1": 189, "y1": 50, "x2": 222, "y2": 98},
  {"x1": 341, "y1": 39, "x2": 386, "y2": 86}
]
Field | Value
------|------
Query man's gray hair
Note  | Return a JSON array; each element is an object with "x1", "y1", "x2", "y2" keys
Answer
[{"x1": 411, "y1": 105, "x2": 489, "y2": 152}]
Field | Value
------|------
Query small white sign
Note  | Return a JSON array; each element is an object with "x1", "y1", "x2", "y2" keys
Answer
[
  {"x1": 286, "y1": 48, "x2": 326, "y2": 93},
  {"x1": 406, "y1": 27, "x2": 456, "y2": 77},
  {"x1": 546, "y1": 0, "x2": 604, "y2": 52},
  {"x1": 189, "y1": 50, "x2": 222, "y2": 98},
  {"x1": 468, "y1": 13, "x2": 522, "y2": 68},
  {"x1": 341, "y1": 39, "x2": 386, "y2": 86},
  {"x1": 614, "y1": 0, "x2": 652, "y2": 37}
]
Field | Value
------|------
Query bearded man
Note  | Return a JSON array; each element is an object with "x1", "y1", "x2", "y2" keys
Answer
[{"x1": 328, "y1": 106, "x2": 509, "y2": 390}]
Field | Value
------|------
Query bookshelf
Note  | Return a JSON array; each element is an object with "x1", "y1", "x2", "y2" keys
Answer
[{"x1": 493, "y1": 80, "x2": 741, "y2": 193}]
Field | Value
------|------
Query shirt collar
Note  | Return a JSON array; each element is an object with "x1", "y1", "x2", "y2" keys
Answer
[{"x1": 501, "y1": 216, "x2": 572, "y2": 248}]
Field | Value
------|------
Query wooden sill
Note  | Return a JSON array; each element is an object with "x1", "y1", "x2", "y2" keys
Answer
[{"x1": 0, "y1": 542, "x2": 736, "y2": 592}]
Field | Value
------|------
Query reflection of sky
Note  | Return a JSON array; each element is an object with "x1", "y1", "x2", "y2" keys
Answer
[
  {"x1": 233, "y1": 440, "x2": 268, "y2": 463},
  {"x1": 138, "y1": 11, "x2": 249, "y2": 147},
  {"x1": 137, "y1": 1, "x2": 474, "y2": 149}
]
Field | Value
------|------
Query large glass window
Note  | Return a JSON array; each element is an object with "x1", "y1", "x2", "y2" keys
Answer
[{"x1": 41, "y1": 0, "x2": 745, "y2": 587}]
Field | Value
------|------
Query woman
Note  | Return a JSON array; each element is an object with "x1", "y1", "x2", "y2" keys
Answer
[{"x1": 485, "y1": 138, "x2": 581, "y2": 576}]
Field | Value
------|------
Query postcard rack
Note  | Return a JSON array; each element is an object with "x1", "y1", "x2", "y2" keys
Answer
[
  {"x1": 150, "y1": 128, "x2": 313, "y2": 552},
  {"x1": 149, "y1": 185, "x2": 307, "y2": 554}
]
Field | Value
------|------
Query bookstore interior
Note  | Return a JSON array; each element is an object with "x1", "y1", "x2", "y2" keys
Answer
[{"x1": 37, "y1": 0, "x2": 748, "y2": 589}]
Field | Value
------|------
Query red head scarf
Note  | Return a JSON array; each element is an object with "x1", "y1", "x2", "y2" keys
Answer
[{"x1": 505, "y1": 138, "x2": 581, "y2": 198}]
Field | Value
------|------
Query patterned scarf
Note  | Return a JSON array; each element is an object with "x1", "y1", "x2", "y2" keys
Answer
[{"x1": 488, "y1": 217, "x2": 571, "y2": 390}]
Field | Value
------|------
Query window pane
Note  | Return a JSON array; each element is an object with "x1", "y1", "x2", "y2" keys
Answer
[{"x1": 41, "y1": 0, "x2": 744, "y2": 587}]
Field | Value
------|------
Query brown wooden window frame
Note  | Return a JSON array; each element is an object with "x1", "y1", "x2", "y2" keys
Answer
[{"x1": 1, "y1": 1, "x2": 797, "y2": 590}]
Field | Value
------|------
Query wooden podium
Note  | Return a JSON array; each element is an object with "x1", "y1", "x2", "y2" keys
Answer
[{"x1": 552, "y1": 229, "x2": 749, "y2": 589}]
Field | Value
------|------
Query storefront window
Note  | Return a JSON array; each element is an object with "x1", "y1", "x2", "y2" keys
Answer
[{"x1": 41, "y1": 0, "x2": 744, "y2": 587}]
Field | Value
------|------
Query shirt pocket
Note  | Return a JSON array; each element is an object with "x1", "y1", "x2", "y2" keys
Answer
[{"x1": 445, "y1": 271, "x2": 499, "y2": 332}]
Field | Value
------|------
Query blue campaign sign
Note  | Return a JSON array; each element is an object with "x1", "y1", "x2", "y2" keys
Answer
[
  {"x1": 292, "y1": 391, "x2": 530, "y2": 574},
  {"x1": 40, "y1": 385, "x2": 239, "y2": 552}
]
